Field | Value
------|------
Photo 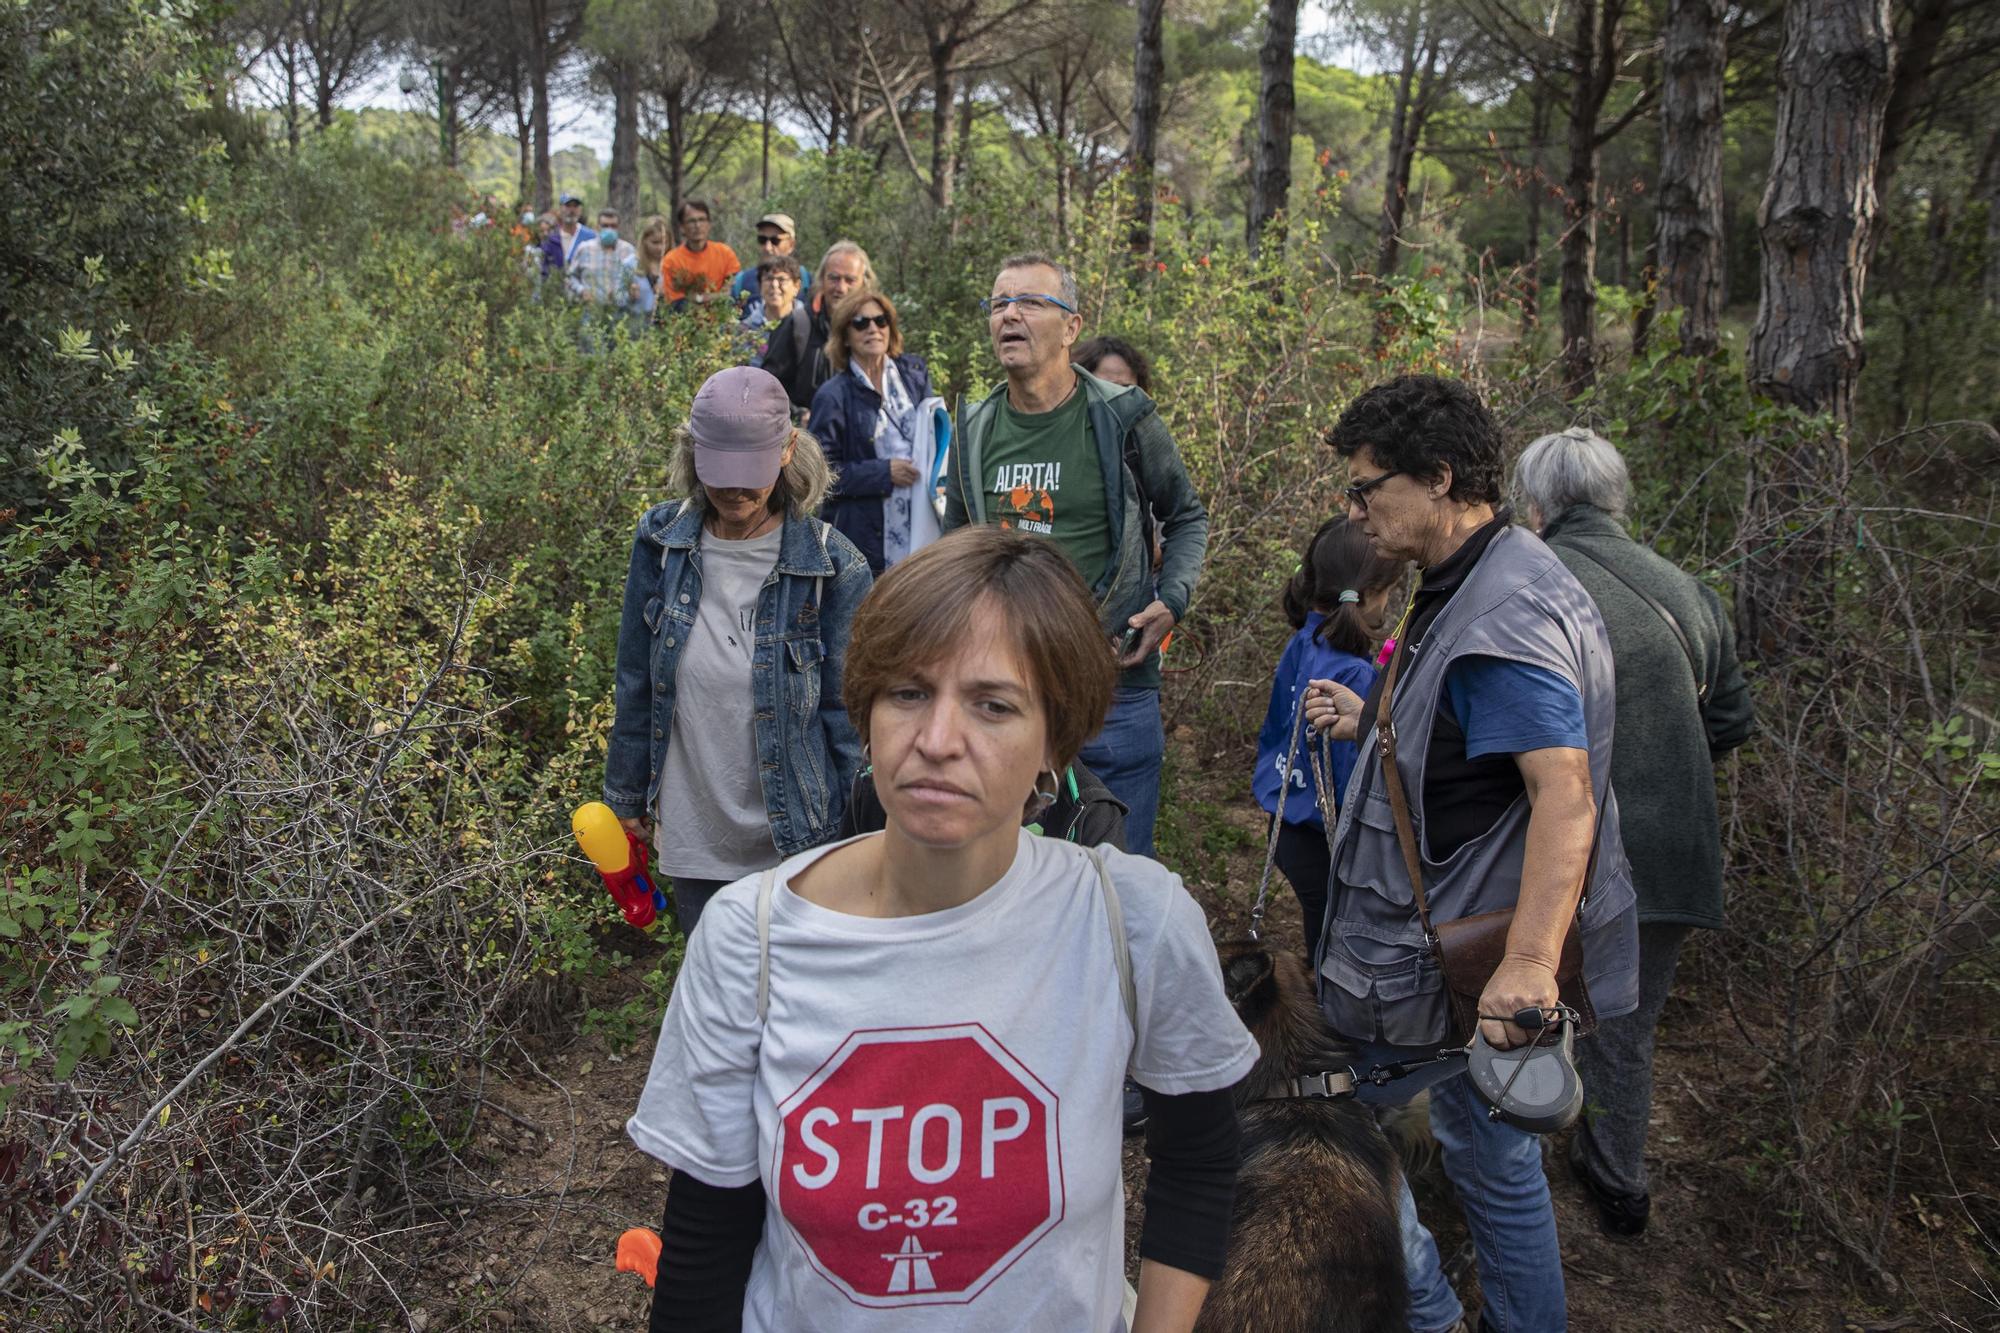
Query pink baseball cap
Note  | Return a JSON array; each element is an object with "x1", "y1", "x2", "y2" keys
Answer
[{"x1": 689, "y1": 367, "x2": 793, "y2": 490}]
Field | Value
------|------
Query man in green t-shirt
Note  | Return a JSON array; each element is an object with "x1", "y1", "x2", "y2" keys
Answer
[{"x1": 942, "y1": 252, "x2": 1210, "y2": 859}]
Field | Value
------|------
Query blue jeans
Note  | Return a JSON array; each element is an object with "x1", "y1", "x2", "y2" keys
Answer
[
  {"x1": 670, "y1": 877, "x2": 729, "y2": 937},
  {"x1": 1351, "y1": 1039, "x2": 1568, "y2": 1332},
  {"x1": 1076, "y1": 686, "x2": 1165, "y2": 856}
]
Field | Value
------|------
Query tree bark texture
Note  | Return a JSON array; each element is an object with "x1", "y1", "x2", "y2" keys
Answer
[
  {"x1": 1129, "y1": 0, "x2": 1167, "y2": 251},
  {"x1": 1559, "y1": 0, "x2": 1611, "y2": 394},
  {"x1": 530, "y1": 3, "x2": 555, "y2": 211},
  {"x1": 1250, "y1": 0, "x2": 1300, "y2": 256},
  {"x1": 1747, "y1": 0, "x2": 1894, "y2": 422},
  {"x1": 1523, "y1": 83, "x2": 1549, "y2": 330},
  {"x1": 1653, "y1": 0, "x2": 1727, "y2": 356},
  {"x1": 1376, "y1": 16, "x2": 1421, "y2": 278},
  {"x1": 1871, "y1": 0, "x2": 1952, "y2": 253},
  {"x1": 1737, "y1": 0, "x2": 1894, "y2": 661},
  {"x1": 931, "y1": 55, "x2": 956, "y2": 209},
  {"x1": 607, "y1": 60, "x2": 641, "y2": 224}
]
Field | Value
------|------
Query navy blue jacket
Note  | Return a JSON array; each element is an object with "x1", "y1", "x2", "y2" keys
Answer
[{"x1": 809, "y1": 354, "x2": 932, "y2": 573}]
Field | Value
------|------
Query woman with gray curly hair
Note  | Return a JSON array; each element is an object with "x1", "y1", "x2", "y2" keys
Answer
[{"x1": 603, "y1": 366, "x2": 873, "y2": 934}]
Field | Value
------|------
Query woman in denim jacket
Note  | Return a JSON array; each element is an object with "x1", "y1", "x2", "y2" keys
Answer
[{"x1": 604, "y1": 367, "x2": 873, "y2": 934}]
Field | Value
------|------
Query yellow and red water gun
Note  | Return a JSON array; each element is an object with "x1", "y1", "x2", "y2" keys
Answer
[{"x1": 572, "y1": 802, "x2": 667, "y2": 929}]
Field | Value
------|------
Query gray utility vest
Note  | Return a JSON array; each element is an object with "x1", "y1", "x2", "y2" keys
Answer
[{"x1": 1317, "y1": 524, "x2": 1640, "y2": 1048}]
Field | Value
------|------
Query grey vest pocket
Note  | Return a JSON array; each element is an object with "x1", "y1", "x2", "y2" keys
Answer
[{"x1": 1318, "y1": 929, "x2": 1455, "y2": 1048}]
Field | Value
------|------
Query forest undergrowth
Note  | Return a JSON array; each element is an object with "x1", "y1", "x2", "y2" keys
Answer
[{"x1": 2, "y1": 117, "x2": 1997, "y2": 1329}]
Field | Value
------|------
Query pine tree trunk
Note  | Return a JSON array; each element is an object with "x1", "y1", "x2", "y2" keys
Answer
[
  {"x1": 282, "y1": 41, "x2": 301, "y2": 152},
  {"x1": 531, "y1": 29, "x2": 554, "y2": 211},
  {"x1": 515, "y1": 96, "x2": 532, "y2": 207},
  {"x1": 931, "y1": 56, "x2": 955, "y2": 210},
  {"x1": 1747, "y1": 0, "x2": 1894, "y2": 421},
  {"x1": 1559, "y1": 0, "x2": 1604, "y2": 394},
  {"x1": 1376, "y1": 19, "x2": 1419, "y2": 277},
  {"x1": 1130, "y1": 0, "x2": 1167, "y2": 251},
  {"x1": 1522, "y1": 84, "x2": 1548, "y2": 331},
  {"x1": 1738, "y1": 0, "x2": 1894, "y2": 660},
  {"x1": 608, "y1": 61, "x2": 641, "y2": 224},
  {"x1": 1654, "y1": 0, "x2": 1727, "y2": 356},
  {"x1": 1250, "y1": 0, "x2": 1300, "y2": 256},
  {"x1": 1981, "y1": 127, "x2": 2000, "y2": 313}
]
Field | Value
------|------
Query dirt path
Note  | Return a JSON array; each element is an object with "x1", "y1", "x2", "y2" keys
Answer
[{"x1": 418, "y1": 751, "x2": 1954, "y2": 1331}]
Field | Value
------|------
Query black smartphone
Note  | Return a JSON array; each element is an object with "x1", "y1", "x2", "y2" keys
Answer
[{"x1": 1118, "y1": 626, "x2": 1144, "y2": 656}]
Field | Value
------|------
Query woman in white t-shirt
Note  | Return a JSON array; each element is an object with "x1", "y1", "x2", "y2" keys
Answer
[{"x1": 628, "y1": 525, "x2": 1258, "y2": 1332}]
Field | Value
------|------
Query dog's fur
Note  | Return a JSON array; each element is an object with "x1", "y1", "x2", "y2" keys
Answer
[{"x1": 1195, "y1": 939, "x2": 1408, "y2": 1333}]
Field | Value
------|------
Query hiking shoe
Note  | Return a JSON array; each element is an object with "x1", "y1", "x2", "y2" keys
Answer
[
  {"x1": 1122, "y1": 1077, "x2": 1148, "y2": 1136},
  {"x1": 1567, "y1": 1133, "x2": 1650, "y2": 1238}
]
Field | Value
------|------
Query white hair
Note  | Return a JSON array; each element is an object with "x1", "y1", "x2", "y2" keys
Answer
[{"x1": 1514, "y1": 427, "x2": 1630, "y2": 522}]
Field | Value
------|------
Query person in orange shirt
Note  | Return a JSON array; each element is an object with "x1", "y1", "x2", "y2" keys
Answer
[{"x1": 659, "y1": 199, "x2": 740, "y2": 310}]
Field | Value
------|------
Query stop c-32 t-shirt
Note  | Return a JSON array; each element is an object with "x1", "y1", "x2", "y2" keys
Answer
[{"x1": 627, "y1": 830, "x2": 1258, "y2": 1331}]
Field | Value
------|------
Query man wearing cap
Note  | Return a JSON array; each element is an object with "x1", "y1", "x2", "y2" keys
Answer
[
  {"x1": 728, "y1": 213, "x2": 812, "y2": 311},
  {"x1": 660, "y1": 198, "x2": 740, "y2": 311},
  {"x1": 604, "y1": 367, "x2": 870, "y2": 934},
  {"x1": 541, "y1": 192, "x2": 595, "y2": 276}
]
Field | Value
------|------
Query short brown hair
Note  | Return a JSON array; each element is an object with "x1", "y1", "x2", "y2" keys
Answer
[
  {"x1": 843, "y1": 528, "x2": 1115, "y2": 770},
  {"x1": 826, "y1": 287, "x2": 904, "y2": 371}
]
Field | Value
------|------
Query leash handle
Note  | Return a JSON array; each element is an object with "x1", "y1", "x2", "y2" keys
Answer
[{"x1": 1248, "y1": 687, "x2": 1313, "y2": 940}]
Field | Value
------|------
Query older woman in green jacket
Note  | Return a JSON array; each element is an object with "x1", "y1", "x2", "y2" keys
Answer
[{"x1": 1515, "y1": 426, "x2": 1755, "y2": 1239}]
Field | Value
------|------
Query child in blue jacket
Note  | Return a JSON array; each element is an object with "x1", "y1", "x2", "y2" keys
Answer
[{"x1": 1253, "y1": 516, "x2": 1403, "y2": 961}]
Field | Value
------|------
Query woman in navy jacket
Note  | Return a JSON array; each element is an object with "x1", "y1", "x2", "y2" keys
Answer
[{"x1": 808, "y1": 288, "x2": 932, "y2": 574}]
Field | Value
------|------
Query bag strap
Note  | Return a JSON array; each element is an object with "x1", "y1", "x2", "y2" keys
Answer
[
  {"x1": 755, "y1": 866, "x2": 778, "y2": 1024},
  {"x1": 1087, "y1": 846, "x2": 1138, "y2": 1031},
  {"x1": 1563, "y1": 541, "x2": 1708, "y2": 703},
  {"x1": 1374, "y1": 631, "x2": 1608, "y2": 944},
  {"x1": 1373, "y1": 635, "x2": 1439, "y2": 946}
]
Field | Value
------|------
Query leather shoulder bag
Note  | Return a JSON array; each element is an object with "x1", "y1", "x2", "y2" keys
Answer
[{"x1": 1373, "y1": 634, "x2": 1599, "y2": 1045}]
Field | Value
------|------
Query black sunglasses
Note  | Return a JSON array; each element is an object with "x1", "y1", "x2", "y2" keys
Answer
[
  {"x1": 1343, "y1": 470, "x2": 1403, "y2": 511},
  {"x1": 756, "y1": 233, "x2": 785, "y2": 246},
  {"x1": 849, "y1": 313, "x2": 891, "y2": 331}
]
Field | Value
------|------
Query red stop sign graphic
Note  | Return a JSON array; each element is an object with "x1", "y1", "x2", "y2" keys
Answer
[{"x1": 772, "y1": 1024, "x2": 1064, "y2": 1308}]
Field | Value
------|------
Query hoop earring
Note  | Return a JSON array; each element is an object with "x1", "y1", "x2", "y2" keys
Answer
[{"x1": 1025, "y1": 769, "x2": 1059, "y2": 822}]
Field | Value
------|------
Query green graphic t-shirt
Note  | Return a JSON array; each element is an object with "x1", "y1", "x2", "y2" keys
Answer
[{"x1": 984, "y1": 385, "x2": 1113, "y2": 589}]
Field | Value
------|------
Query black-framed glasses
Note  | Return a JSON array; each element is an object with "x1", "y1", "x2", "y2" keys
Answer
[
  {"x1": 979, "y1": 293, "x2": 1076, "y2": 316},
  {"x1": 756, "y1": 233, "x2": 785, "y2": 247},
  {"x1": 1343, "y1": 470, "x2": 1403, "y2": 512},
  {"x1": 849, "y1": 312, "x2": 891, "y2": 330}
]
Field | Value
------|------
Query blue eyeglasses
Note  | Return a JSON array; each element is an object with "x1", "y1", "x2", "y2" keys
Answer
[{"x1": 979, "y1": 293, "x2": 1077, "y2": 316}]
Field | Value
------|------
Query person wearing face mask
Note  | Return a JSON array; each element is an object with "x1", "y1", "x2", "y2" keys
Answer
[
  {"x1": 603, "y1": 367, "x2": 872, "y2": 936},
  {"x1": 809, "y1": 289, "x2": 946, "y2": 574},
  {"x1": 568, "y1": 208, "x2": 652, "y2": 324},
  {"x1": 941, "y1": 252, "x2": 1209, "y2": 862},
  {"x1": 540, "y1": 192, "x2": 595, "y2": 276}
]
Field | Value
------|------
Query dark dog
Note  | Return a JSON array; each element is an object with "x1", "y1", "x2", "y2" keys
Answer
[{"x1": 1195, "y1": 938, "x2": 1408, "y2": 1333}]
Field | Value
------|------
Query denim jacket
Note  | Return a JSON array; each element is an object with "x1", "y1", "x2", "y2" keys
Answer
[{"x1": 603, "y1": 499, "x2": 873, "y2": 855}]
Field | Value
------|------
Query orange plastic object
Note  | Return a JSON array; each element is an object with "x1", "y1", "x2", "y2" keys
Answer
[{"x1": 616, "y1": 1227, "x2": 662, "y2": 1288}]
